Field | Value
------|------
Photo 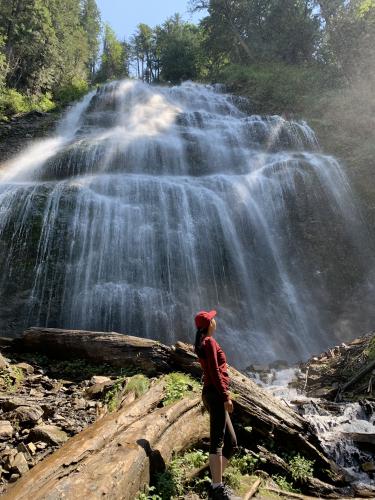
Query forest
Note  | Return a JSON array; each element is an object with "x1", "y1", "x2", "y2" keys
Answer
[{"x1": 0, "y1": 0, "x2": 374, "y2": 119}]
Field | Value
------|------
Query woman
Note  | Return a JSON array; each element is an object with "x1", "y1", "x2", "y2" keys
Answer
[{"x1": 194, "y1": 310, "x2": 238, "y2": 500}]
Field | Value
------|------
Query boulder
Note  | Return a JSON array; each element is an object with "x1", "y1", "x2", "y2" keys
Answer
[
  {"x1": 90, "y1": 376, "x2": 112, "y2": 385},
  {"x1": 10, "y1": 452, "x2": 29, "y2": 476},
  {"x1": 85, "y1": 380, "x2": 114, "y2": 398},
  {"x1": 29, "y1": 424, "x2": 68, "y2": 446},
  {"x1": 15, "y1": 363, "x2": 34, "y2": 374},
  {"x1": 12, "y1": 405, "x2": 44, "y2": 424},
  {"x1": 0, "y1": 421, "x2": 14, "y2": 440}
]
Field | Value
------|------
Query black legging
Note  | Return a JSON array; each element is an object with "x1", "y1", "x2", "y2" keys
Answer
[{"x1": 202, "y1": 384, "x2": 238, "y2": 459}]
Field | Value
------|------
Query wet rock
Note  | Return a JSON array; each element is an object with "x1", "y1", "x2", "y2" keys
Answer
[
  {"x1": 342, "y1": 432, "x2": 375, "y2": 446},
  {"x1": 361, "y1": 461, "x2": 375, "y2": 473},
  {"x1": 29, "y1": 424, "x2": 68, "y2": 445},
  {"x1": 12, "y1": 405, "x2": 44, "y2": 424},
  {"x1": 0, "y1": 421, "x2": 14, "y2": 439}
]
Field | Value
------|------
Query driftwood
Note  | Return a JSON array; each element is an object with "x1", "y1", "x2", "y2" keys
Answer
[
  {"x1": 3, "y1": 378, "x2": 208, "y2": 499},
  {"x1": 17, "y1": 328, "x2": 346, "y2": 489},
  {"x1": 243, "y1": 477, "x2": 261, "y2": 499},
  {"x1": 336, "y1": 358, "x2": 375, "y2": 401}
]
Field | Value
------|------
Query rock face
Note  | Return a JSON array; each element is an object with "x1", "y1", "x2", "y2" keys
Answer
[{"x1": 0, "y1": 110, "x2": 61, "y2": 164}]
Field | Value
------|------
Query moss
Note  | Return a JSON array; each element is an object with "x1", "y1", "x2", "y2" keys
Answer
[{"x1": 364, "y1": 336, "x2": 375, "y2": 360}]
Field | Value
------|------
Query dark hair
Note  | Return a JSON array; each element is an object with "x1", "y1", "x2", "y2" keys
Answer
[{"x1": 194, "y1": 327, "x2": 208, "y2": 358}]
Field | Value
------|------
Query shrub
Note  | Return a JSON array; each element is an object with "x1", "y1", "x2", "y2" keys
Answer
[
  {"x1": 0, "y1": 88, "x2": 55, "y2": 120},
  {"x1": 55, "y1": 77, "x2": 89, "y2": 106},
  {"x1": 288, "y1": 453, "x2": 315, "y2": 481}
]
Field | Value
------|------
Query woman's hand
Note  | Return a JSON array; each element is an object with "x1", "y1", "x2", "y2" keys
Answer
[{"x1": 224, "y1": 399, "x2": 233, "y2": 413}]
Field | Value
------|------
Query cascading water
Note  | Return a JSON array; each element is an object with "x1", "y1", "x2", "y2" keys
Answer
[{"x1": 0, "y1": 80, "x2": 373, "y2": 366}]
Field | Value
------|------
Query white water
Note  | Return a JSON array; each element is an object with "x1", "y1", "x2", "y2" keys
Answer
[
  {"x1": 262, "y1": 369, "x2": 375, "y2": 486},
  {"x1": 0, "y1": 80, "x2": 372, "y2": 365}
]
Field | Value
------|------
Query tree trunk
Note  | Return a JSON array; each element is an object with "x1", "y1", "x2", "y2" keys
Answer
[
  {"x1": 3, "y1": 378, "x2": 208, "y2": 500},
  {"x1": 18, "y1": 328, "x2": 345, "y2": 486}
]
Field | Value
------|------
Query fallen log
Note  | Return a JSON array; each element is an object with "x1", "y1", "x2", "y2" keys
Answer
[
  {"x1": 18, "y1": 327, "x2": 345, "y2": 486},
  {"x1": 3, "y1": 378, "x2": 208, "y2": 499}
]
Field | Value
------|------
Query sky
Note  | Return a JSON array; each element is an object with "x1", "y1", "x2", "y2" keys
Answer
[{"x1": 96, "y1": 0, "x2": 207, "y2": 41}]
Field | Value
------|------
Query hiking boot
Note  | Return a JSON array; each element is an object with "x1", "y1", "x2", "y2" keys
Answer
[{"x1": 207, "y1": 483, "x2": 240, "y2": 500}]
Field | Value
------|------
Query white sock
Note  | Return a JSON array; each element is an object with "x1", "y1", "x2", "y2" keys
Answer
[{"x1": 212, "y1": 482, "x2": 222, "y2": 489}]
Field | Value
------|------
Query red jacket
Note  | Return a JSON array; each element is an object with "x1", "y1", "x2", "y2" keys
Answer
[{"x1": 199, "y1": 336, "x2": 230, "y2": 402}]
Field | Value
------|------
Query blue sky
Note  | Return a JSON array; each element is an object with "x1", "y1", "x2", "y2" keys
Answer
[{"x1": 96, "y1": 0, "x2": 207, "y2": 41}]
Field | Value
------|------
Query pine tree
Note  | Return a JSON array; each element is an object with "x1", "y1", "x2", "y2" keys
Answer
[{"x1": 81, "y1": 0, "x2": 101, "y2": 81}]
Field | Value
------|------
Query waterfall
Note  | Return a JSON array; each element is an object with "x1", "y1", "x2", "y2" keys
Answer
[{"x1": 0, "y1": 80, "x2": 372, "y2": 366}]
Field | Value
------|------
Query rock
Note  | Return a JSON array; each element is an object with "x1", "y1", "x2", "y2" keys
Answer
[
  {"x1": 29, "y1": 424, "x2": 68, "y2": 445},
  {"x1": 7, "y1": 452, "x2": 29, "y2": 476},
  {"x1": 73, "y1": 398, "x2": 86, "y2": 409},
  {"x1": 361, "y1": 461, "x2": 375, "y2": 473},
  {"x1": 15, "y1": 363, "x2": 34, "y2": 374},
  {"x1": 0, "y1": 353, "x2": 9, "y2": 369},
  {"x1": 35, "y1": 442, "x2": 47, "y2": 450},
  {"x1": 0, "y1": 397, "x2": 27, "y2": 411},
  {"x1": 9, "y1": 473, "x2": 20, "y2": 483},
  {"x1": 0, "y1": 421, "x2": 14, "y2": 439},
  {"x1": 12, "y1": 405, "x2": 44, "y2": 424},
  {"x1": 342, "y1": 432, "x2": 375, "y2": 446},
  {"x1": 85, "y1": 380, "x2": 113, "y2": 398},
  {"x1": 29, "y1": 388, "x2": 44, "y2": 398},
  {"x1": 17, "y1": 443, "x2": 32, "y2": 459},
  {"x1": 90, "y1": 376, "x2": 112, "y2": 385},
  {"x1": 27, "y1": 442, "x2": 36, "y2": 455}
]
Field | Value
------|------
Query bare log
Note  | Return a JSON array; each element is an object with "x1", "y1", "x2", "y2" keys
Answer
[
  {"x1": 3, "y1": 379, "x2": 208, "y2": 500},
  {"x1": 20, "y1": 327, "x2": 172, "y2": 376},
  {"x1": 243, "y1": 477, "x2": 261, "y2": 499}
]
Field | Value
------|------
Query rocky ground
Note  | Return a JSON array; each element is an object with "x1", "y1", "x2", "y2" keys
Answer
[{"x1": 0, "y1": 340, "x2": 127, "y2": 494}]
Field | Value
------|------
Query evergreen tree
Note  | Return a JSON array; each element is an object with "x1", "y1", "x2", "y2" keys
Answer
[
  {"x1": 97, "y1": 24, "x2": 129, "y2": 82},
  {"x1": 81, "y1": 0, "x2": 101, "y2": 81}
]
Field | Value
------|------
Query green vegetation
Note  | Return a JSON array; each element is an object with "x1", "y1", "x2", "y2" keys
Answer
[
  {"x1": 0, "y1": 0, "x2": 102, "y2": 119},
  {"x1": 273, "y1": 474, "x2": 301, "y2": 493},
  {"x1": 124, "y1": 374, "x2": 150, "y2": 398},
  {"x1": 162, "y1": 372, "x2": 201, "y2": 406},
  {"x1": 104, "y1": 374, "x2": 150, "y2": 412},
  {"x1": 154, "y1": 449, "x2": 209, "y2": 499},
  {"x1": 0, "y1": 366, "x2": 24, "y2": 392},
  {"x1": 288, "y1": 453, "x2": 315, "y2": 481},
  {"x1": 364, "y1": 336, "x2": 375, "y2": 360}
]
